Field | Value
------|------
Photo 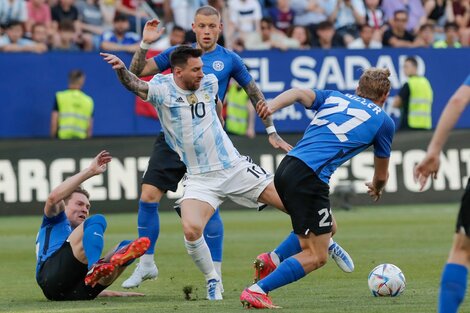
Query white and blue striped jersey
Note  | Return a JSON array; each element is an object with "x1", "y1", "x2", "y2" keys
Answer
[{"x1": 146, "y1": 73, "x2": 241, "y2": 174}]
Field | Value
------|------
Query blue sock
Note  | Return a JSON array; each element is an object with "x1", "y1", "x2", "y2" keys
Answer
[
  {"x1": 137, "y1": 201, "x2": 159, "y2": 254},
  {"x1": 257, "y1": 257, "x2": 306, "y2": 293},
  {"x1": 439, "y1": 263, "x2": 468, "y2": 313},
  {"x1": 114, "y1": 240, "x2": 134, "y2": 266},
  {"x1": 204, "y1": 209, "x2": 224, "y2": 262},
  {"x1": 83, "y1": 214, "x2": 107, "y2": 269},
  {"x1": 273, "y1": 231, "x2": 302, "y2": 262}
]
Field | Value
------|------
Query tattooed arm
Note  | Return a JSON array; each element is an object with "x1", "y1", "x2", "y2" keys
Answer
[
  {"x1": 101, "y1": 53, "x2": 149, "y2": 100},
  {"x1": 129, "y1": 19, "x2": 164, "y2": 77},
  {"x1": 243, "y1": 80, "x2": 293, "y2": 152}
]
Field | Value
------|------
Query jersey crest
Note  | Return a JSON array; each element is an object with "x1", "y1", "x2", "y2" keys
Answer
[{"x1": 212, "y1": 60, "x2": 224, "y2": 71}]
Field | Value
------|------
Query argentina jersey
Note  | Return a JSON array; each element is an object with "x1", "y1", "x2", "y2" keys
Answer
[
  {"x1": 153, "y1": 44, "x2": 252, "y2": 100},
  {"x1": 146, "y1": 73, "x2": 241, "y2": 174},
  {"x1": 35, "y1": 211, "x2": 72, "y2": 274},
  {"x1": 289, "y1": 89, "x2": 395, "y2": 184}
]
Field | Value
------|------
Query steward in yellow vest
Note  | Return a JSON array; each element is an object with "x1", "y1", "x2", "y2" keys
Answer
[
  {"x1": 50, "y1": 70, "x2": 94, "y2": 139},
  {"x1": 393, "y1": 57, "x2": 433, "y2": 130},
  {"x1": 225, "y1": 83, "x2": 255, "y2": 138}
]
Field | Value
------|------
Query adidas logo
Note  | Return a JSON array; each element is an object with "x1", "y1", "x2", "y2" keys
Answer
[{"x1": 176, "y1": 97, "x2": 184, "y2": 103}]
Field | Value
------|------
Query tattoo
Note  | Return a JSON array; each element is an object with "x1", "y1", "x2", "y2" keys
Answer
[
  {"x1": 243, "y1": 80, "x2": 274, "y2": 128},
  {"x1": 116, "y1": 68, "x2": 149, "y2": 99},
  {"x1": 129, "y1": 48, "x2": 148, "y2": 76}
]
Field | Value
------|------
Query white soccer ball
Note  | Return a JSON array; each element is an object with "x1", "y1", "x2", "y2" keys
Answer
[{"x1": 368, "y1": 263, "x2": 406, "y2": 297}]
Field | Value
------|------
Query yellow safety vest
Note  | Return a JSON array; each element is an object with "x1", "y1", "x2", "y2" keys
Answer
[
  {"x1": 407, "y1": 76, "x2": 433, "y2": 130},
  {"x1": 56, "y1": 89, "x2": 94, "y2": 139},
  {"x1": 225, "y1": 85, "x2": 249, "y2": 135}
]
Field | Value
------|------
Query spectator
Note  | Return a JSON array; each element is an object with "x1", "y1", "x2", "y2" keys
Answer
[
  {"x1": 0, "y1": 0, "x2": 27, "y2": 29},
  {"x1": 0, "y1": 20, "x2": 47, "y2": 52},
  {"x1": 26, "y1": 0, "x2": 52, "y2": 36},
  {"x1": 433, "y1": 21, "x2": 462, "y2": 47},
  {"x1": 364, "y1": 0, "x2": 386, "y2": 42},
  {"x1": 227, "y1": 0, "x2": 262, "y2": 42},
  {"x1": 382, "y1": 10, "x2": 415, "y2": 47},
  {"x1": 243, "y1": 16, "x2": 300, "y2": 50},
  {"x1": 347, "y1": 23, "x2": 382, "y2": 48},
  {"x1": 31, "y1": 22, "x2": 51, "y2": 49},
  {"x1": 170, "y1": 0, "x2": 206, "y2": 35},
  {"x1": 115, "y1": 0, "x2": 152, "y2": 34},
  {"x1": 100, "y1": 13, "x2": 140, "y2": 53},
  {"x1": 225, "y1": 80, "x2": 256, "y2": 139},
  {"x1": 287, "y1": 24, "x2": 312, "y2": 48},
  {"x1": 328, "y1": 0, "x2": 366, "y2": 45},
  {"x1": 381, "y1": 0, "x2": 427, "y2": 34},
  {"x1": 311, "y1": 20, "x2": 345, "y2": 48},
  {"x1": 51, "y1": 0, "x2": 79, "y2": 32},
  {"x1": 76, "y1": 0, "x2": 107, "y2": 50},
  {"x1": 424, "y1": 0, "x2": 455, "y2": 27},
  {"x1": 268, "y1": 0, "x2": 295, "y2": 34},
  {"x1": 50, "y1": 70, "x2": 94, "y2": 139},
  {"x1": 393, "y1": 56, "x2": 434, "y2": 131},
  {"x1": 452, "y1": 0, "x2": 470, "y2": 46},
  {"x1": 290, "y1": 0, "x2": 332, "y2": 34},
  {"x1": 51, "y1": 19, "x2": 82, "y2": 50},
  {"x1": 414, "y1": 23, "x2": 436, "y2": 47},
  {"x1": 150, "y1": 25, "x2": 185, "y2": 51}
]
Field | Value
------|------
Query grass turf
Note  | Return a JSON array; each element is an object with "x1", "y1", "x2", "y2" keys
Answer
[{"x1": 0, "y1": 203, "x2": 467, "y2": 312}]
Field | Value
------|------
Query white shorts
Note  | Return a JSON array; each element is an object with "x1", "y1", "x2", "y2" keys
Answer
[{"x1": 179, "y1": 157, "x2": 273, "y2": 210}]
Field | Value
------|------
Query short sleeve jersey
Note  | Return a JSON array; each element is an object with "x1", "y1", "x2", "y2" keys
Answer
[
  {"x1": 153, "y1": 44, "x2": 252, "y2": 101},
  {"x1": 146, "y1": 73, "x2": 241, "y2": 174},
  {"x1": 464, "y1": 74, "x2": 470, "y2": 86},
  {"x1": 35, "y1": 211, "x2": 72, "y2": 274},
  {"x1": 289, "y1": 90, "x2": 395, "y2": 184}
]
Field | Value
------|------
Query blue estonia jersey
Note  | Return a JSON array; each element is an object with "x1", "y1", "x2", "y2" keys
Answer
[
  {"x1": 35, "y1": 211, "x2": 72, "y2": 274},
  {"x1": 154, "y1": 44, "x2": 252, "y2": 101},
  {"x1": 289, "y1": 89, "x2": 395, "y2": 184}
]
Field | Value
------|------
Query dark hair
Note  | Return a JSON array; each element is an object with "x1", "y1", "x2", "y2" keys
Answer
[
  {"x1": 393, "y1": 9, "x2": 408, "y2": 18},
  {"x1": 170, "y1": 45, "x2": 203, "y2": 70},
  {"x1": 114, "y1": 13, "x2": 129, "y2": 22},
  {"x1": 5, "y1": 20, "x2": 22, "y2": 29},
  {"x1": 444, "y1": 22, "x2": 458, "y2": 31},
  {"x1": 68, "y1": 70, "x2": 85, "y2": 84},
  {"x1": 195, "y1": 5, "x2": 220, "y2": 19},
  {"x1": 419, "y1": 23, "x2": 434, "y2": 32},
  {"x1": 358, "y1": 23, "x2": 373, "y2": 32},
  {"x1": 172, "y1": 25, "x2": 185, "y2": 33},
  {"x1": 59, "y1": 20, "x2": 75, "y2": 32},
  {"x1": 316, "y1": 21, "x2": 334, "y2": 31},
  {"x1": 286, "y1": 25, "x2": 312, "y2": 46},
  {"x1": 405, "y1": 56, "x2": 418, "y2": 68},
  {"x1": 261, "y1": 16, "x2": 274, "y2": 25},
  {"x1": 64, "y1": 185, "x2": 90, "y2": 204}
]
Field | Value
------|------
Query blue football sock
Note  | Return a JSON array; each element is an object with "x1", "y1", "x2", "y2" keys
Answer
[
  {"x1": 438, "y1": 263, "x2": 468, "y2": 313},
  {"x1": 83, "y1": 214, "x2": 107, "y2": 269},
  {"x1": 137, "y1": 201, "x2": 159, "y2": 254},
  {"x1": 204, "y1": 208, "x2": 224, "y2": 262},
  {"x1": 257, "y1": 257, "x2": 306, "y2": 293},
  {"x1": 273, "y1": 231, "x2": 302, "y2": 262}
]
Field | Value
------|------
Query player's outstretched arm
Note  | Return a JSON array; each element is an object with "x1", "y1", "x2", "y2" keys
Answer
[
  {"x1": 129, "y1": 19, "x2": 163, "y2": 77},
  {"x1": 101, "y1": 52, "x2": 149, "y2": 100},
  {"x1": 98, "y1": 290, "x2": 145, "y2": 297},
  {"x1": 243, "y1": 80, "x2": 293, "y2": 152},
  {"x1": 414, "y1": 84, "x2": 470, "y2": 190},
  {"x1": 44, "y1": 151, "x2": 112, "y2": 217}
]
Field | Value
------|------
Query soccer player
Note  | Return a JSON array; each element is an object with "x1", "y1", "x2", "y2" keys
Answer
[
  {"x1": 35, "y1": 150, "x2": 150, "y2": 300},
  {"x1": 102, "y1": 46, "x2": 298, "y2": 301},
  {"x1": 121, "y1": 5, "x2": 292, "y2": 290},
  {"x1": 414, "y1": 73, "x2": 470, "y2": 313},
  {"x1": 240, "y1": 68, "x2": 395, "y2": 309}
]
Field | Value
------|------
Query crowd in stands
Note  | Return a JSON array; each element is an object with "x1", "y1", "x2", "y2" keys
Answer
[{"x1": 0, "y1": 0, "x2": 468, "y2": 53}]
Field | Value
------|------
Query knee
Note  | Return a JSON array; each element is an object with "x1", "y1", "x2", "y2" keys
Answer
[
  {"x1": 86, "y1": 214, "x2": 107, "y2": 231},
  {"x1": 140, "y1": 184, "x2": 164, "y2": 203},
  {"x1": 182, "y1": 222, "x2": 203, "y2": 242}
]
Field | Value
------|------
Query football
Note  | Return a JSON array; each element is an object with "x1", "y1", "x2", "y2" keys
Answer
[{"x1": 368, "y1": 263, "x2": 406, "y2": 297}]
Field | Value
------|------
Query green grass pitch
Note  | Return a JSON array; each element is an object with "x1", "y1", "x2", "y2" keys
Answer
[{"x1": 0, "y1": 203, "x2": 468, "y2": 313}]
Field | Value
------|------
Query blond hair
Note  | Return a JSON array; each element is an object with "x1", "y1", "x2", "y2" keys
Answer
[
  {"x1": 195, "y1": 5, "x2": 220, "y2": 19},
  {"x1": 64, "y1": 185, "x2": 90, "y2": 204},
  {"x1": 356, "y1": 68, "x2": 391, "y2": 102}
]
